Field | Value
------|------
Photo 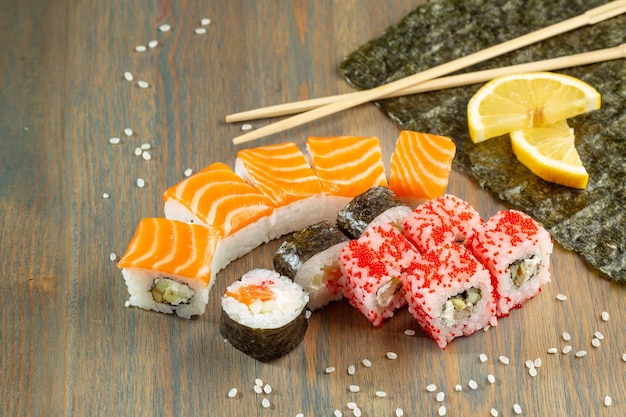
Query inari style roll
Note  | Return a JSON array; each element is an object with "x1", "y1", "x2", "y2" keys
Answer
[
  {"x1": 402, "y1": 243, "x2": 497, "y2": 349},
  {"x1": 273, "y1": 221, "x2": 350, "y2": 310},
  {"x1": 339, "y1": 222, "x2": 419, "y2": 327},
  {"x1": 467, "y1": 209, "x2": 553, "y2": 317},
  {"x1": 220, "y1": 269, "x2": 309, "y2": 362},
  {"x1": 403, "y1": 194, "x2": 483, "y2": 253},
  {"x1": 337, "y1": 186, "x2": 412, "y2": 239},
  {"x1": 118, "y1": 218, "x2": 221, "y2": 319}
]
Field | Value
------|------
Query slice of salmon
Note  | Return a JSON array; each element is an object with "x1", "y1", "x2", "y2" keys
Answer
[
  {"x1": 118, "y1": 218, "x2": 220, "y2": 284},
  {"x1": 306, "y1": 135, "x2": 388, "y2": 197},
  {"x1": 235, "y1": 142, "x2": 324, "y2": 207},
  {"x1": 163, "y1": 162, "x2": 275, "y2": 237},
  {"x1": 389, "y1": 130, "x2": 456, "y2": 203}
]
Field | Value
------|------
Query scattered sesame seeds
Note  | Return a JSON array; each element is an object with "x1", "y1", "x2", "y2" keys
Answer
[
  {"x1": 159, "y1": 24, "x2": 171, "y2": 32},
  {"x1": 361, "y1": 359, "x2": 372, "y2": 368},
  {"x1": 201, "y1": 18, "x2": 211, "y2": 26},
  {"x1": 454, "y1": 384, "x2": 462, "y2": 392},
  {"x1": 333, "y1": 410, "x2": 342, "y2": 417},
  {"x1": 438, "y1": 405, "x2": 446, "y2": 416},
  {"x1": 141, "y1": 151, "x2": 152, "y2": 161},
  {"x1": 253, "y1": 385, "x2": 262, "y2": 394},
  {"x1": 375, "y1": 391, "x2": 387, "y2": 398},
  {"x1": 426, "y1": 384, "x2": 437, "y2": 392},
  {"x1": 490, "y1": 408, "x2": 499, "y2": 416},
  {"x1": 533, "y1": 358, "x2": 542, "y2": 368},
  {"x1": 499, "y1": 355, "x2": 510, "y2": 365},
  {"x1": 263, "y1": 384, "x2": 272, "y2": 394},
  {"x1": 479, "y1": 353, "x2": 488, "y2": 363},
  {"x1": 347, "y1": 365, "x2": 356, "y2": 375},
  {"x1": 528, "y1": 367, "x2": 538, "y2": 378},
  {"x1": 241, "y1": 123, "x2": 253, "y2": 131},
  {"x1": 227, "y1": 388, "x2": 237, "y2": 398},
  {"x1": 102, "y1": 193, "x2": 110, "y2": 199},
  {"x1": 487, "y1": 374, "x2": 496, "y2": 384},
  {"x1": 325, "y1": 366, "x2": 336, "y2": 374},
  {"x1": 594, "y1": 331, "x2": 605, "y2": 340},
  {"x1": 347, "y1": 402, "x2": 357, "y2": 410},
  {"x1": 468, "y1": 379, "x2": 478, "y2": 390},
  {"x1": 137, "y1": 80, "x2": 150, "y2": 89},
  {"x1": 261, "y1": 398, "x2": 270, "y2": 408},
  {"x1": 136, "y1": 178, "x2": 146, "y2": 188},
  {"x1": 592, "y1": 337, "x2": 601, "y2": 348},
  {"x1": 195, "y1": 27, "x2": 207, "y2": 35},
  {"x1": 562, "y1": 345, "x2": 572, "y2": 354},
  {"x1": 123, "y1": 72, "x2": 134, "y2": 81},
  {"x1": 525, "y1": 359, "x2": 534, "y2": 369},
  {"x1": 575, "y1": 350, "x2": 587, "y2": 358},
  {"x1": 349, "y1": 385, "x2": 360, "y2": 393},
  {"x1": 513, "y1": 404, "x2": 523, "y2": 415},
  {"x1": 436, "y1": 392, "x2": 445, "y2": 402},
  {"x1": 556, "y1": 293, "x2": 567, "y2": 301},
  {"x1": 604, "y1": 395, "x2": 612, "y2": 407},
  {"x1": 148, "y1": 40, "x2": 158, "y2": 48},
  {"x1": 547, "y1": 347, "x2": 558, "y2": 354},
  {"x1": 386, "y1": 351, "x2": 398, "y2": 360},
  {"x1": 140, "y1": 143, "x2": 151, "y2": 150},
  {"x1": 562, "y1": 332, "x2": 571, "y2": 341},
  {"x1": 184, "y1": 168, "x2": 193, "y2": 177},
  {"x1": 109, "y1": 252, "x2": 117, "y2": 261},
  {"x1": 134, "y1": 147, "x2": 142, "y2": 156},
  {"x1": 124, "y1": 128, "x2": 133, "y2": 136},
  {"x1": 601, "y1": 311, "x2": 610, "y2": 321},
  {"x1": 404, "y1": 329, "x2": 416, "y2": 336},
  {"x1": 395, "y1": 408, "x2": 404, "y2": 417},
  {"x1": 109, "y1": 137, "x2": 121, "y2": 144},
  {"x1": 135, "y1": 45, "x2": 147, "y2": 52},
  {"x1": 353, "y1": 407, "x2": 362, "y2": 417}
]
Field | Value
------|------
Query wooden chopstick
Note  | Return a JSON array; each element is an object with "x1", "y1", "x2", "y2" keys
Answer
[
  {"x1": 226, "y1": 44, "x2": 626, "y2": 123},
  {"x1": 231, "y1": 0, "x2": 626, "y2": 145}
]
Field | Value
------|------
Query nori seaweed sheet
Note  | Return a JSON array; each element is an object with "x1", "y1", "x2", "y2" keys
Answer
[
  {"x1": 337, "y1": 186, "x2": 409, "y2": 238},
  {"x1": 273, "y1": 220, "x2": 349, "y2": 280},
  {"x1": 340, "y1": 0, "x2": 626, "y2": 281}
]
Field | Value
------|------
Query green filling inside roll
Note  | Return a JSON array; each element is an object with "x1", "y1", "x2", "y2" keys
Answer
[
  {"x1": 150, "y1": 277, "x2": 194, "y2": 306},
  {"x1": 441, "y1": 288, "x2": 481, "y2": 326},
  {"x1": 509, "y1": 256, "x2": 542, "y2": 287}
]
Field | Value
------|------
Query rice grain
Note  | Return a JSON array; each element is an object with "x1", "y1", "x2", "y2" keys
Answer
[
  {"x1": 556, "y1": 293, "x2": 567, "y2": 301},
  {"x1": 227, "y1": 388, "x2": 237, "y2": 398},
  {"x1": 159, "y1": 24, "x2": 171, "y2": 32}
]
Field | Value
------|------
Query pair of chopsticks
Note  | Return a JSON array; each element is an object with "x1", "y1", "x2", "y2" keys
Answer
[{"x1": 229, "y1": 1, "x2": 626, "y2": 145}]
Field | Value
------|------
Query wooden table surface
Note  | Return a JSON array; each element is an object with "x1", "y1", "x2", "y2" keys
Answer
[{"x1": 2, "y1": 1, "x2": 625, "y2": 416}]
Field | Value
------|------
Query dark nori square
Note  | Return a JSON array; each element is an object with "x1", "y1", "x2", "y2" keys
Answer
[
  {"x1": 273, "y1": 220, "x2": 349, "y2": 280},
  {"x1": 340, "y1": 0, "x2": 626, "y2": 281},
  {"x1": 220, "y1": 305, "x2": 308, "y2": 362},
  {"x1": 337, "y1": 186, "x2": 408, "y2": 239}
]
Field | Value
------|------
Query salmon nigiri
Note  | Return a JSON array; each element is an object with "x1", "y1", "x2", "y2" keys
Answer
[
  {"x1": 389, "y1": 130, "x2": 456, "y2": 206},
  {"x1": 235, "y1": 142, "x2": 334, "y2": 237},
  {"x1": 118, "y1": 218, "x2": 221, "y2": 319},
  {"x1": 306, "y1": 135, "x2": 388, "y2": 213}
]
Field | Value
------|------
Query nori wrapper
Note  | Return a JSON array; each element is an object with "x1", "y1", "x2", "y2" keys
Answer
[{"x1": 340, "y1": 0, "x2": 626, "y2": 281}]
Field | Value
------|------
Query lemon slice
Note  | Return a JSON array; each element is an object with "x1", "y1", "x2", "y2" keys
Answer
[
  {"x1": 510, "y1": 120, "x2": 588, "y2": 189},
  {"x1": 468, "y1": 72, "x2": 601, "y2": 143}
]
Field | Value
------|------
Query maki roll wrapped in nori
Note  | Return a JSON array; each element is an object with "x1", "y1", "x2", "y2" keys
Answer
[
  {"x1": 274, "y1": 221, "x2": 349, "y2": 310},
  {"x1": 337, "y1": 186, "x2": 412, "y2": 239},
  {"x1": 220, "y1": 269, "x2": 309, "y2": 362}
]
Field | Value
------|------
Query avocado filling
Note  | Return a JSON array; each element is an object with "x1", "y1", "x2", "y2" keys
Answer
[
  {"x1": 150, "y1": 278, "x2": 194, "y2": 306},
  {"x1": 509, "y1": 256, "x2": 542, "y2": 287},
  {"x1": 376, "y1": 277, "x2": 403, "y2": 307},
  {"x1": 441, "y1": 287, "x2": 482, "y2": 326}
]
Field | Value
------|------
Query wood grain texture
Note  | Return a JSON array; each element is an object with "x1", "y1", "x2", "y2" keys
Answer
[{"x1": 1, "y1": 1, "x2": 625, "y2": 416}]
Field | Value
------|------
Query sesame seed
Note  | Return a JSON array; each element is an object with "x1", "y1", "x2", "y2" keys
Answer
[
  {"x1": 347, "y1": 402, "x2": 357, "y2": 410},
  {"x1": 604, "y1": 395, "x2": 612, "y2": 407},
  {"x1": 241, "y1": 123, "x2": 253, "y2": 131},
  {"x1": 109, "y1": 252, "x2": 117, "y2": 261},
  {"x1": 253, "y1": 385, "x2": 262, "y2": 394},
  {"x1": 436, "y1": 392, "x2": 445, "y2": 402},
  {"x1": 201, "y1": 18, "x2": 211, "y2": 26},
  {"x1": 547, "y1": 347, "x2": 558, "y2": 354},
  {"x1": 426, "y1": 384, "x2": 437, "y2": 392},
  {"x1": 227, "y1": 388, "x2": 237, "y2": 398},
  {"x1": 263, "y1": 384, "x2": 272, "y2": 394},
  {"x1": 124, "y1": 72, "x2": 134, "y2": 81},
  {"x1": 487, "y1": 374, "x2": 496, "y2": 384},
  {"x1": 529, "y1": 367, "x2": 538, "y2": 377},
  {"x1": 594, "y1": 331, "x2": 605, "y2": 340},
  {"x1": 534, "y1": 358, "x2": 542, "y2": 368},
  {"x1": 499, "y1": 355, "x2": 510, "y2": 365},
  {"x1": 468, "y1": 379, "x2": 478, "y2": 390},
  {"x1": 136, "y1": 178, "x2": 145, "y2": 188},
  {"x1": 325, "y1": 366, "x2": 336, "y2": 374},
  {"x1": 137, "y1": 80, "x2": 150, "y2": 88},
  {"x1": 438, "y1": 405, "x2": 446, "y2": 416},
  {"x1": 361, "y1": 359, "x2": 372, "y2": 368},
  {"x1": 195, "y1": 27, "x2": 207, "y2": 35},
  {"x1": 148, "y1": 40, "x2": 158, "y2": 48},
  {"x1": 562, "y1": 345, "x2": 572, "y2": 354},
  {"x1": 184, "y1": 168, "x2": 193, "y2": 177},
  {"x1": 109, "y1": 137, "x2": 121, "y2": 144},
  {"x1": 454, "y1": 385, "x2": 462, "y2": 392},
  {"x1": 140, "y1": 143, "x2": 151, "y2": 150},
  {"x1": 601, "y1": 311, "x2": 610, "y2": 321},
  {"x1": 135, "y1": 45, "x2": 147, "y2": 52},
  {"x1": 334, "y1": 410, "x2": 342, "y2": 417},
  {"x1": 525, "y1": 359, "x2": 534, "y2": 369},
  {"x1": 556, "y1": 293, "x2": 567, "y2": 301},
  {"x1": 349, "y1": 385, "x2": 360, "y2": 393},
  {"x1": 575, "y1": 350, "x2": 587, "y2": 358},
  {"x1": 159, "y1": 24, "x2": 171, "y2": 32},
  {"x1": 347, "y1": 365, "x2": 355, "y2": 375},
  {"x1": 353, "y1": 408, "x2": 362, "y2": 417},
  {"x1": 375, "y1": 391, "x2": 387, "y2": 398},
  {"x1": 134, "y1": 147, "x2": 142, "y2": 156},
  {"x1": 562, "y1": 332, "x2": 571, "y2": 341},
  {"x1": 141, "y1": 151, "x2": 152, "y2": 160},
  {"x1": 479, "y1": 353, "x2": 488, "y2": 363},
  {"x1": 102, "y1": 193, "x2": 110, "y2": 199},
  {"x1": 386, "y1": 351, "x2": 398, "y2": 360},
  {"x1": 513, "y1": 404, "x2": 523, "y2": 414},
  {"x1": 124, "y1": 128, "x2": 133, "y2": 136},
  {"x1": 404, "y1": 329, "x2": 416, "y2": 336},
  {"x1": 395, "y1": 408, "x2": 404, "y2": 417},
  {"x1": 490, "y1": 408, "x2": 499, "y2": 417},
  {"x1": 261, "y1": 398, "x2": 270, "y2": 408},
  {"x1": 592, "y1": 338, "x2": 601, "y2": 348}
]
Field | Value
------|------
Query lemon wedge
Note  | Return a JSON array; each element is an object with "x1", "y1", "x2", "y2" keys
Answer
[
  {"x1": 468, "y1": 72, "x2": 600, "y2": 143},
  {"x1": 510, "y1": 120, "x2": 588, "y2": 189}
]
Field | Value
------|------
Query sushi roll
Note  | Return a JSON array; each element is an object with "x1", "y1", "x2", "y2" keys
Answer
[
  {"x1": 235, "y1": 142, "x2": 336, "y2": 238},
  {"x1": 273, "y1": 221, "x2": 350, "y2": 310},
  {"x1": 403, "y1": 194, "x2": 483, "y2": 253},
  {"x1": 337, "y1": 186, "x2": 412, "y2": 239},
  {"x1": 339, "y1": 222, "x2": 419, "y2": 327},
  {"x1": 466, "y1": 209, "x2": 553, "y2": 317},
  {"x1": 162, "y1": 162, "x2": 276, "y2": 272},
  {"x1": 118, "y1": 218, "x2": 221, "y2": 319},
  {"x1": 389, "y1": 130, "x2": 456, "y2": 206},
  {"x1": 306, "y1": 135, "x2": 388, "y2": 213},
  {"x1": 220, "y1": 269, "x2": 309, "y2": 362},
  {"x1": 402, "y1": 242, "x2": 497, "y2": 349}
]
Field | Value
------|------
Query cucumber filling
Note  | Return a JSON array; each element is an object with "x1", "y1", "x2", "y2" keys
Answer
[
  {"x1": 376, "y1": 277, "x2": 402, "y2": 308},
  {"x1": 509, "y1": 256, "x2": 542, "y2": 287},
  {"x1": 441, "y1": 287, "x2": 481, "y2": 326},
  {"x1": 151, "y1": 277, "x2": 194, "y2": 306}
]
